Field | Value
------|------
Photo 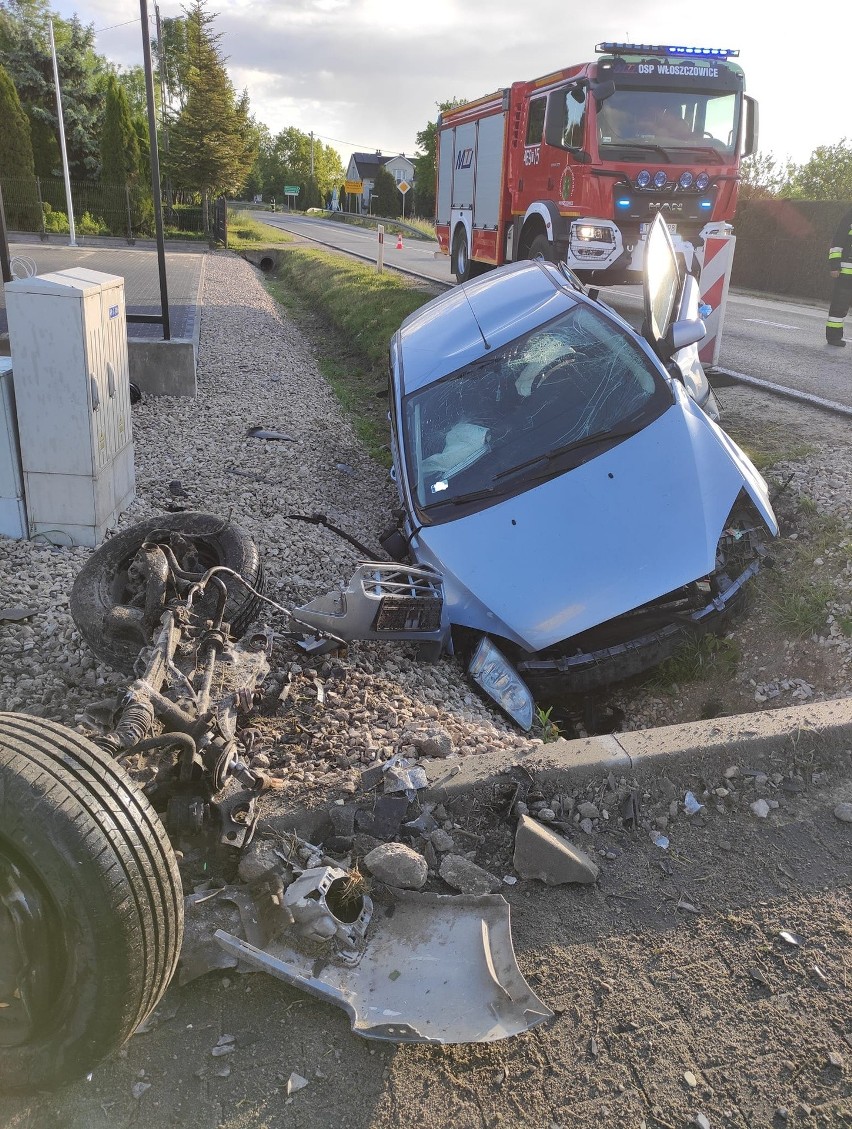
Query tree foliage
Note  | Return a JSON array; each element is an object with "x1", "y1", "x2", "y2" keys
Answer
[
  {"x1": 373, "y1": 164, "x2": 400, "y2": 218},
  {"x1": 167, "y1": 1, "x2": 258, "y2": 202},
  {"x1": 248, "y1": 125, "x2": 343, "y2": 202},
  {"x1": 0, "y1": 59, "x2": 34, "y2": 178},
  {"x1": 101, "y1": 73, "x2": 140, "y2": 185},
  {"x1": 0, "y1": 58, "x2": 39, "y2": 226},
  {"x1": 0, "y1": 0, "x2": 105, "y2": 178},
  {"x1": 738, "y1": 151, "x2": 792, "y2": 201},
  {"x1": 785, "y1": 139, "x2": 852, "y2": 201}
]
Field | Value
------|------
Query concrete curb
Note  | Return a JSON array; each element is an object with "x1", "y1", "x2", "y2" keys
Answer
[
  {"x1": 423, "y1": 697, "x2": 852, "y2": 802},
  {"x1": 265, "y1": 697, "x2": 852, "y2": 841}
]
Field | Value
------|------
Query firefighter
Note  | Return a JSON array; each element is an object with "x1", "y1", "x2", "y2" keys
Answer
[{"x1": 826, "y1": 207, "x2": 852, "y2": 347}]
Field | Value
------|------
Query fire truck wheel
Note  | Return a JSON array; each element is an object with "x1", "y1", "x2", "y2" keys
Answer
[
  {"x1": 0, "y1": 713, "x2": 183, "y2": 1093},
  {"x1": 528, "y1": 234, "x2": 556, "y2": 264},
  {"x1": 70, "y1": 511, "x2": 266, "y2": 673},
  {"x1": 452, "y1": 227, "x2": 474, "y2": 283}
]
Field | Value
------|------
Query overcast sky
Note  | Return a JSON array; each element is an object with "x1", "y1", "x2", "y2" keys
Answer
[{"x1": 50, "y1": 0, "x2": 844, "y2": 172}]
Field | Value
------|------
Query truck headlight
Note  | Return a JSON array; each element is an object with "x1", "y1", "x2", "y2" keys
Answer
[
  {"x1": 468, "y1": 637, "x2": 535, "y2": 730},
  {"x1": 573, "y1": 224, "x2": 614, "y2": 243}
]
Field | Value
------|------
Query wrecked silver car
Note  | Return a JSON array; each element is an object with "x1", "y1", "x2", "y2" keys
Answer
[{"x1": 380, "y1": 216, "x2": 777, "y2": 727}]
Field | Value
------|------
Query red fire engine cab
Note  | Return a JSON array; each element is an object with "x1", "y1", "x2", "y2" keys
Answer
[{"x1": 435, "y1": 43, "x2": 758, "y2": 284}]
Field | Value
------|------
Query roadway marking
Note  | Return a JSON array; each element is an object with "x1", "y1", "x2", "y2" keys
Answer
[{"x1": 743, "y1": 318, "x2": 798, "y2": 330}]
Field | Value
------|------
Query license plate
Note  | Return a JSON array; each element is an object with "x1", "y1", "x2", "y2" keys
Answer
[{"x1": 640, "y1": 222, "x2": 677, "y2": 237}]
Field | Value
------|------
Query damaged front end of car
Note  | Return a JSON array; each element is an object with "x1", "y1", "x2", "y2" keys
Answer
[{"x1": 511, "y1": 489, "x2": 773, "y2": 699}]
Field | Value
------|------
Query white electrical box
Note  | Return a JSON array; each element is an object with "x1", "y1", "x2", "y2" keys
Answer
[
  {"x1": 0, "y1": 357, "x2": 27, "y2": 539},
  {"x1": 4, "y1": 267, "x2": 135, "y2": 547}
]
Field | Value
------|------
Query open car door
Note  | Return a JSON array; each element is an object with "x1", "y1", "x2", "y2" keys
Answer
[
  {"x1": 642, "y1": 212, "x2": 684, "y2": 355},
  {"x1": 642, "y1": 213, "x2": 717, "y2": 417}
]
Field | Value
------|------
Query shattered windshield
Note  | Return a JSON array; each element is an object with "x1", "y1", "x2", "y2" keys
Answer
[
  {"x1": 597, "y1": 88, "x2": 738, "y2": 159},
  {"x1": 403, "y1": 303, "x2": 671, "y2": 516}
]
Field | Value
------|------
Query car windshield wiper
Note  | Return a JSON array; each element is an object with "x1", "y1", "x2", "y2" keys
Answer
[{"x1": 492, "y1": 420, "x2": 647, "y2": 483}]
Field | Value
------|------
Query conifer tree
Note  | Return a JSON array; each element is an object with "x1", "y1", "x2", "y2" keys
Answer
[
  {"x1": 167, "y1": 1, "x2": 258, "y2": 226},
  {"x1": 0, "y1": 61, "x2": 35, "y2": 178},
  {"x1": 100, "y1": 74, "x2": 140, "y2": 185},
  {"x1": 0, "y1": 61, "x2": 39, "y2": 227}
]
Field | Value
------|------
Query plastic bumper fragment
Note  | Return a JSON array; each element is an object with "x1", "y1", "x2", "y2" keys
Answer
[{"x1": 214, "y1": 890, "x2": 551, "y2": 1044}]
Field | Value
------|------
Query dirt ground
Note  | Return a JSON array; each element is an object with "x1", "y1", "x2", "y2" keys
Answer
[{"x1": 5, "y1": 735, "x2": 852, "y2": 1129}]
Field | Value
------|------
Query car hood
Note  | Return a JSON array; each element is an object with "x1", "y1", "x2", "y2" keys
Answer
[{"x1": 408, "y1": 397, "x2": 776, "y2": 653}]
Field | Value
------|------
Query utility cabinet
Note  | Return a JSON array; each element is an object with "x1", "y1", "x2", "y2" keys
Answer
[
  {"x1": 4, "y1": 267, "x2": 135, "y2": 547},
  {"x1": 0, "y1": 357, "x2": 27, "y2": 539}
]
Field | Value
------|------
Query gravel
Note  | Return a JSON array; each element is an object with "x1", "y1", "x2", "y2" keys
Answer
[
  {"x1": 2, "y1": 253, "x2": 851, "y2": 790},
  {"x1": 0, "y1": 252, "x2": 531, "y2": 795}
]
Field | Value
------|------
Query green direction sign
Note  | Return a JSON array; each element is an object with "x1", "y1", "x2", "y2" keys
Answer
[{"x1": 284, "y1": 185, "x2": 299, "y2": 196}]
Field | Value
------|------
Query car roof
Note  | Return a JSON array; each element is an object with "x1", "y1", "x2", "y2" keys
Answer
[{"x1": 394, "y1": 260, "x2": 581, "y2": 394}]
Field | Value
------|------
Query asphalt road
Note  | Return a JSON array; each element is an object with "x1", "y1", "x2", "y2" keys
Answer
[
  {"x1": 0, "y1": 238, "x2": 206, "y2": 342},
  {"x1": 254, "y1": 211, "x2": 852, "y2": 409}
]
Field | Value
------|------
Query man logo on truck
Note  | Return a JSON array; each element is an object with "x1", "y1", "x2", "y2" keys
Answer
[{"x1": 456, "y1": 148, "x2": 474, "y2": 171}]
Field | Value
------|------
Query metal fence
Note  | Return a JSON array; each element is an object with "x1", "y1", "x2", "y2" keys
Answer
[{"x1": 0, "y1": 175, "x2": 207, "y2": 241}]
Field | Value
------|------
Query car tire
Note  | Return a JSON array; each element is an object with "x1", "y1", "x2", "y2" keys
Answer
[
  {"x1": 452, "y1": 227, "x2": 474, "y2": 283},
  {"x1": 528, "y1": 234, "x2": 556, "y2": 264},
  {"x1": 0, "y1": 713, "x2": 183, "y2": 1093},
  {"x1": 70, "y1": 511, "x2": 266, "y2": 673}
]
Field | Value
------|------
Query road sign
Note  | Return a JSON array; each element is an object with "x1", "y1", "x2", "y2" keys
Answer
[
  {"x1": 283, "y1": 185, "x2": 299, "y2": 196},
  {"x1": 397, "y1": 180, "x2": 410, "y2": 195},
  {"x1": 344, "y1": 180, "x2": 363, "y2": 195}
]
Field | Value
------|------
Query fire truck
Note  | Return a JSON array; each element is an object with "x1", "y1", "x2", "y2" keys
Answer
[{"x1": 435, "y1": 43, "x2": 757, "y2": 283}]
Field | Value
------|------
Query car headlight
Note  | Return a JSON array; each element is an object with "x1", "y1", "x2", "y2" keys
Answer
[
  {"x1": 695, "y1": 172, "x2": 710, "y2": 191},
  {"x1": 679, "y1": 171, "x2": 694, "y2": 189},
  {"x1": 653, "y1": 170, "x2": 668, "y2": 188},
  {"x1": 468, "y1": 637, "x2": 535, "y2": 731},
  {"x1": 636, "y1": 169, "x2": 651, "y2": 188}
]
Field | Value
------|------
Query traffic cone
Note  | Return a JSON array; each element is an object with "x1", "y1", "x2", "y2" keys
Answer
[{"x1": 396, "y1": 232, "x2": 403, "y2": 250}]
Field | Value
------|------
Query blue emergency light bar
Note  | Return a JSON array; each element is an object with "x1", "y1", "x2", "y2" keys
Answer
[{"x1": 596, "y1": 43, "x2": 739, "y2": 59}]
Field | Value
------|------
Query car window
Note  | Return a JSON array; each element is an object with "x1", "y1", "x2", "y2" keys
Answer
[{"x1": 402, "y1": 302, "x2": 671, "y2": 515}]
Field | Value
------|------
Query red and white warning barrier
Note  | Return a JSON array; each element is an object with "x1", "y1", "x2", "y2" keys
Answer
[{"x1": 697, "y1": 223, "x2": 736, "y2": 368}]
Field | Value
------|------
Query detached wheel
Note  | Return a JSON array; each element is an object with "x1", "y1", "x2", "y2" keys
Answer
[
  {"x1": 70, "y1": 511, "x2": 266, "y2": 673},
  {"x1": 0, "y1": 713, "x2": 183, "y2": 1092}
]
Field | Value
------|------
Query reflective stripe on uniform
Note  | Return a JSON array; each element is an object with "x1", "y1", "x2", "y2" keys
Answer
[{"x1": 827, "y1": 319, "x2": 845, "y2": 328}]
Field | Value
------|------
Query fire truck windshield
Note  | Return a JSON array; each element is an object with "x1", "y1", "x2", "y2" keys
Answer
[{"x1": 596, "y1": 88, "x2": 738, "y2": 159}]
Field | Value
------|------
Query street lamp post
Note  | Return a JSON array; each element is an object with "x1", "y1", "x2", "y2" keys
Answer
[{"x1": 0, "y1": 183, "x2": 12, "y2": 284}]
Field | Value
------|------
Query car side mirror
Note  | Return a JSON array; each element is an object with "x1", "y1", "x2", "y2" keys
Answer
[{"x1": 664, "y1": 318, "x2": 706, "y2": 356}]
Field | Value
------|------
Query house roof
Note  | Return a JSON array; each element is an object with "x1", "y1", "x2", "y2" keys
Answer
[
  {"x1": 350, "y1": 152, "x2": 414, "y2": 179},
  {"x1": 350, "y1": 153, "x2": 386, "y2": 178}
]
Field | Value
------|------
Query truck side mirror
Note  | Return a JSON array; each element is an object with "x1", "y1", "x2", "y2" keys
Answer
[
  {"x1": 742, "y1": 95, "x2": 759, "y2": 157},
  {"x1": 590, "y1": 79, "x2": 615, "y2": 109},
  {"x1": 544, "y1": 92, "x2": 568, "y2": 148}
]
